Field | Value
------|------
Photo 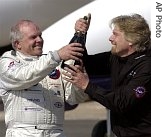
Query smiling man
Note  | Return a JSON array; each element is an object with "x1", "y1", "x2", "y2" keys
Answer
[
  {"x1": 63, "y1": 13, "x2": 151, "y2": 137},
  {"x1": 0, "y1": 19, "x2": 89, "y2": 137}
]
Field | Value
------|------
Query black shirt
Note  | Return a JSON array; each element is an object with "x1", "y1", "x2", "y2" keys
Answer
[{"x1": 83, "y1": 50, "x2": 151, "y2": 137}]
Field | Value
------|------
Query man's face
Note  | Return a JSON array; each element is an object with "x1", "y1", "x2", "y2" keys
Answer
[
  {"x1": 16, "y1": 23, "x2": 43, "y2": 56},
  {"x1": 109, "y1": 25, "x2": 134, "y2": 57}
]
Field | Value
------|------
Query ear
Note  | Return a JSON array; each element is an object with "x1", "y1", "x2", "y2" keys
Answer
[{"x1": 14, "y1": 40, "x2": 21, "y2": 50}]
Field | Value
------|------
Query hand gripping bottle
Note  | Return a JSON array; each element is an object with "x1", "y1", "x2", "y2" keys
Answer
[{"x1": 61, "y1": 14, "x2": 90, "y2": 69}]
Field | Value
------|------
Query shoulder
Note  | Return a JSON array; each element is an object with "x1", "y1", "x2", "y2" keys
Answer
[
  {"x1": 1, "y1": 50, "x2": 17, "y2": 59},
  {"x1": 0, "y1": 50, "x2": 19, "y2": 72},
  {"x1": 134, "y1": 51, "x2": 151, "y2": 74}
]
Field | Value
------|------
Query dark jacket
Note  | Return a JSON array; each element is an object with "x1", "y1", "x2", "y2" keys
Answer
[{"x1": 83, "y1": 50, "x2": 151, "y2": 137}]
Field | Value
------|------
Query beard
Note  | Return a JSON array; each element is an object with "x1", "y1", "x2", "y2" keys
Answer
[{"x1": 111, "y1": 45, "x2": 117, "y2": 55}]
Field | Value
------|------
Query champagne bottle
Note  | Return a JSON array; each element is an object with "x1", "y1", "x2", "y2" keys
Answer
[{"x1": 61, "y1": 15, "x2": 89, "y2": 69}]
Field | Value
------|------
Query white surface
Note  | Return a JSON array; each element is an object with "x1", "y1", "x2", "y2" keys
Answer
[{"x1": 42, "y1": 0, "x2": 151, "y2": 54}]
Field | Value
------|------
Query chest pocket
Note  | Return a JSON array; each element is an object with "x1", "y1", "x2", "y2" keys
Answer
[{"x1": 121, "y1": 70, "x2": 137, "y2": 86}]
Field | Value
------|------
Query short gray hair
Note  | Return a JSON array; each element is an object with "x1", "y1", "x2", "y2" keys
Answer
[{"x1": 10, "y1": 20, "x2": 36, "y2": 49}]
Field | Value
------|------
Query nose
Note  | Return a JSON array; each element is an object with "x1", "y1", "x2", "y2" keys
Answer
[
  {"x1": 109, "y1": 34, "x2": 114, "y2": 42},
  {"x1": 36, "y1": 36, "x2": 43, "y2": 42}
]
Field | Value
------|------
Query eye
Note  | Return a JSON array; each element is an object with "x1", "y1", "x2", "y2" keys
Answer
[
  {"x1": 30, "y1": 35, "x2": 37, "y2": 39},
  {"x1": 113, "y1": 32, "x2": 119, "y2": 36}
]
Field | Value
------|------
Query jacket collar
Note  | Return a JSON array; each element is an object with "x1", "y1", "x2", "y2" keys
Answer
[
  {"x1": 118, "y1": 50, "x2": 151, "y2": 63},
  {"x1": 16, "y1": 51, "x2": 39, "y2": 61}
]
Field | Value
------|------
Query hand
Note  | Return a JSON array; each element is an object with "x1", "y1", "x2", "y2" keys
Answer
[
  {"x1": 58, "y1": 43, "x2": 84, "y2": 61},
  {"x1": 62, "y1": 64, "x2": 89, "y2": 90},
  {"x1": 75, "y1": 13, "x2": 91, "y2": 33}
]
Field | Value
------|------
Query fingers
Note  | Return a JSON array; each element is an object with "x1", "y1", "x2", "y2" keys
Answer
[
  {"x1": 63, "y1": 60, "x2": 84, "y2": 74},
  {"x1": 76, "y1": 20, "x2": 88, "y2": 33},
  {"x1": 62, "y1": 64, "x2": 81, "y2": 81},
  {"x1": 75, "y1": 17, "x2": 90, "y2": 33},
  {"x1": 69, "y1": 43, "x2": 85, "y2": 61},
  {"x1": 70, "y1": 51, "x2": 83, "y2": 60},
  {"x1": 62, "y1": 72, "x2": 73, "y2": 82},
  {"x1": 69, "y1": 43, "x2": 84, "y2": 52},
  {"x1": 58, "y1": 43, "x2": 84, "y2": 61},
  {"x1": 62, "y1": 66, "x2": 76, "y2": 82},
  {"x1": 64, "y1": 64, "x2": 79, "y2": 74},
  {"x1": 62, "y1": 64, "x2": 89, "y2": 90}
]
